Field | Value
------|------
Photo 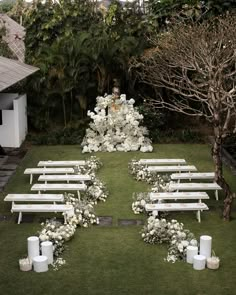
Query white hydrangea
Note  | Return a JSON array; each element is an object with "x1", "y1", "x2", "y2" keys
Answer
[{"x1": 82, "y1": 94, "x2": 153, "y2": 153}]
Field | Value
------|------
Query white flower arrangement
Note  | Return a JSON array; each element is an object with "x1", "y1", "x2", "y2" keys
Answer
[
  {"x1": 85, "y1": 177, "x2": 109, "y2": 204},
  {"x1": 52, "y1": 258, "x2": 66, "y2": 271},
  {"x1": 74, "y1": 156, "x2": 102, "y2": 175},
  {"x1": 81, "y1": 94, "x2": 153, "y2": 153},
  {"x1": 65, "y1": 194, "x2": 99, "y2": 227},
  {"x1": 129, "y1": 159, "x2": 171, "y2": 186},
  {"x1": 141, "y1": 217, "x2": 197, "y2": 263},
  {"x1": 38, "y1": 218, "x2": 76, "y2": 257},
  {"x1": 132, "y1": 192, "x2": 152, "y2": 214}
]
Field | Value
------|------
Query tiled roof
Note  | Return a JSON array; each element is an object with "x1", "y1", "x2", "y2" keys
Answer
[
  {"x1": 0, "y1": 56, "x2": 39, "y2": 92},
  {"x1": 0, "y1": 14, "x2": 25, "y2": 62}
]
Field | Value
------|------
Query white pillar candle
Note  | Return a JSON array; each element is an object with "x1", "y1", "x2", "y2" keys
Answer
[
  {"x1": 193, "y1": 254, "x2": 206, "y2": 270},
  {"x1": 27, "y1": 236, "x2": 40, "y2": 261},
  {"x1": 186, "y1": 246, "x2": 198, "y2": 264},
  {"x1": 200, "y1": 235, "x2": 212, "y2": 259},
  {"x1": 33, "y1": 255, "x2": 48, "y2": 272},
  {"x1": 41, "y1": 241, "x2": 53, "y2": 264}
]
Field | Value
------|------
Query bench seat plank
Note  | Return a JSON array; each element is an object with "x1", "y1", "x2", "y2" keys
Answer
[
  {"x1": 169, "y1": 182, "x2": 222, "y2": 200},
  {"x1": 4, "y1": 193, "x2": 64, "y2": 202},
  {"x1": 147, "y1": 165, "x2": 197, "y2": 173},
  {"x1": 38, "y1": 160, "x2": 86, "y2": 167},
  {"x1": 139, "y1": 159, "x2": 186, "y2": 165},
  {"x1": 145, "y1": 202, "x2": 208, "y2": 211},
  {"x1": 38, "y1": 174, "x2": 91, "y2": 183},
  {"x1": 31, "y1": 183, "x2": 87, "y2": 199},
  {"x1": 24, "y1": 168, "x2": 75, "y2": 184},
  {"x1": 150, "y1": 192, "x2": 209, "y2": 201},
  {"x1": 171, "y1": 172, "x2": 215, "y2": 181}
]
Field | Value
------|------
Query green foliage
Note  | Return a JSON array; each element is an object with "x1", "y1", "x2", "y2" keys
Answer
[
  {"x1": 27, "y1": 125, "x2": 86, "y2": 145},
  {"x1": 0, "y1": 0, "x2": 15, "y2": 13},
  {"x1": 24, "y1": 0, "x2": 154, "y2": 131}
]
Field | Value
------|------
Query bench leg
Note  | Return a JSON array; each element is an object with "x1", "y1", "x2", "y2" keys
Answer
[
  {"x1": 215, "y1": 190, "x2": 219, "y2": 201},
  {"x1": 30, "y1": 174, "x2": 33, "y2": 185},
  {"x1": 196, "y1": 210, "x2": 201, "y2": 223},
  {"x1": 64, "y1": 213, "x2": 67, "y2": 224},
  {"x1": 77, "y1": 191, "x2": 81, "y2": 201},
  {"x1": 152, "y1": 210, "x2": 158, "y2": 217},
  {"x1": 18, "y1": 212, "x2": 22, "y2": 224}
]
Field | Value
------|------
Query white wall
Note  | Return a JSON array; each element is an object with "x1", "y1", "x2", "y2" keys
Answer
[
  {"x1": 0, "y1": 93, "x2": 17, "y2": 109},
  {"x1": 0, "y1": 93, "x2": 28, "y2": 147}
]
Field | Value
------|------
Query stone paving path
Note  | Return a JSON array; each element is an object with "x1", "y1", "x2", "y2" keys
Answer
[{"x1": 0, "y1": 148, "x2": 27, "y2": 192}]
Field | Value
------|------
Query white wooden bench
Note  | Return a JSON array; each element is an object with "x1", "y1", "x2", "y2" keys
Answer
[
  {"x1": 150, "y1": 192, "x2": 209, "y2": 202},
  {"x1": 24, "y1": 168, "x2": 75, "y2": 184},
  {"x1": 139, "y1": 159, "x2": 186, "y2": 165},
  {"x1": 169, "y1": 182, "x2": 222, "y2": 200},
  {"x1": 11, "y1": 204, "x2": 74, "y2": 224},
  {"x1": 145, "y1": 203, "x2": 209, "y2": 222},
  {"x1": 31, "y1": 183, "x2": 87, "y2": 200},
  {"x1": 4, "y1": 194, "x2": 64, "y2": 205},
  {"x1": 171, "y1": 172, "x2": 215, "y2": 182},
  {"x1": 38, "y1": 160, "x2": 86, "y2": 167},
  {"x1": 147, "y1": 165, "x2": 197, "y2": 173},
  {"x1": 38, "y1": 174, "x2": 91, "y2": 184}
]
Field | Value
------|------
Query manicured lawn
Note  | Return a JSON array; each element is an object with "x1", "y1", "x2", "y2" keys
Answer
[{"x1": 0, "y1": 144, "x2": 236, "y2": 295}]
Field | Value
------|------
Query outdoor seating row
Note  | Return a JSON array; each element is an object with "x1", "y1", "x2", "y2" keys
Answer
[
  {"x1": 24, "y1": 168, "x2": 75, "y2": 184},
  {"x1": 37, "y1": 160, "x2": 86, "y2": 167},
  {"x1": 168, "y1": 182, "x2": 222, "y2": 201},
  {"x1": 145, "y1": 203, "x2": 209, "y2": 223},
  {"x1": 24, "y1": 160, "x2": 87, "y2": 184},
  {"x1": 4, "y1": 193, "x2": 72, "y2": 224},
  {"x1": 31, "y1": 183, "x2": 87, "y2": 199},
  {"x1": 12, "y1": 203, "x2": 74, "y2": 224},
  {"x1": 138, "y1": 159, "x2": 186, "y2": 165}
]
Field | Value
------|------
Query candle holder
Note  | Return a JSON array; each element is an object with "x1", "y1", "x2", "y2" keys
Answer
[
  {"x1": 207, "y1": 251, "x2": 220, "y2": 270},
  {"x1": 19, "y1": 257, "x2": 32, "y2": 271}
]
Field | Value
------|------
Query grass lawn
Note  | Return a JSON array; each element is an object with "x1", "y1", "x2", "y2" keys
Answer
[{"x1": 0, "y1": 144, "x2": 236, "y2": 295}]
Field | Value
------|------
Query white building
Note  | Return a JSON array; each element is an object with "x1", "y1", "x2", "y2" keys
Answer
[{"x1": 0, "y1": 56, "x2": 38, "y2": 148}]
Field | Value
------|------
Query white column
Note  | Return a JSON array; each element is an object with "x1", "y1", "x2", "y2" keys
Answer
[
  {"x1": 41, "y1": 241, "x2": 53, "y2": 264},
  {"x1": 193, "y1": 254, "x2": 206, "y2": 270},
  {"x1": 200, "y1": 235, "x2": 212, "y2": 259},
  {"x1": 186, "y1": 246, "x2": 198, "y2": 264},
  {"x1": 33, "y1": 256, "x2": 48, "y2": 272},
  {"x1": 27, "y1": 236, "x2": 40, "y2": 261}
]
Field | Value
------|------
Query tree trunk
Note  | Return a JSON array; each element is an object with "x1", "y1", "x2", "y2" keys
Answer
[
  {"x1": 62, "y1": 95, "x2": 67, "y2": 128},
  {"x1": 212, "y1": 134, "x2": 234, "y2": 221}
]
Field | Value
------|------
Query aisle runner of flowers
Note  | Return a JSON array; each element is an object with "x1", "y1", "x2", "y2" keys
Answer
[
  {"x1": 27, "y1": 156, "x2": 108, "y2": 270},
  {"x1": 81, "y1": 94, "x2": 153, "y2": 153},
  {"x1": 128, "y1": 159, "x2": 197, "y2": 263}
]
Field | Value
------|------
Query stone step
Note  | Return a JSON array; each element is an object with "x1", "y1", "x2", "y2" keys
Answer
[
  {"x1": 0, "y1": 170, "x2": 14, "y2": 176},
  {"x1": 0, "y1": 155, "x2": 8, "y2": 165},
  {"x1": 0, "y1": 164, "x2": 17, "y2": 171},
  {"x1": 0, "y1": 175, "x2": 11, "y2": 183}
]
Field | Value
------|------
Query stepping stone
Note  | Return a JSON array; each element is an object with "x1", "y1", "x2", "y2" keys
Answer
[
  {"x1": 38, "y1": 217, "x2": 64, "y2": 224},
  {"x1": 1, "y1": 164, "x2": 17, "y2": 171},
  {"x1": 0, "y1": 171, "x2": 15, "y2": 177},
  {"x1": 118, "y1": 219, "x2": 144, "y2": 226},
  {"x1": 15, "y1": 214, "x2": 35, "y2": 224},
  {"x1": 97, "y1": 216, "x2": 112, "y2": 226},
  {"x1": 0, "y1": 215, "x2": 12, "y2": 221}
]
